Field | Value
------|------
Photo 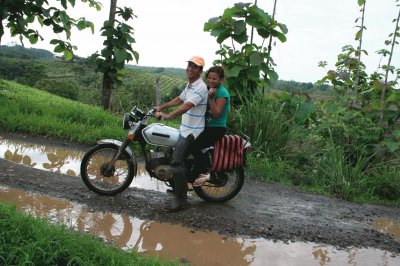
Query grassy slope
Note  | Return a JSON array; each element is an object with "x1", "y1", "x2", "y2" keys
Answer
[{"x1": 0, "y1": 79, "x2": 125, "y2": 145}]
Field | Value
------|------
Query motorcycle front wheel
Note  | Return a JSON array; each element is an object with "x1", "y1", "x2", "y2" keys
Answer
[
  {"x1": 193, "y1": 167, "x2": 244, "y2": 203},
  {"x1": 80, "y1": 144, "x2": 135, "y2": 196}
]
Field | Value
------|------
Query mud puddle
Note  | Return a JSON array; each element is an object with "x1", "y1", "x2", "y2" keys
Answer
[
  {"x1": 1, "y1": 186, "x2": 399, "y2": 266},
  {"x1": 0, "y1": 137, "x2": 168, "y2": 192}
]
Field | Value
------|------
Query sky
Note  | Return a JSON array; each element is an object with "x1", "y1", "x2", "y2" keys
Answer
[{"x1": 2, "y1": 0, "x2": 400, "y2": 83}]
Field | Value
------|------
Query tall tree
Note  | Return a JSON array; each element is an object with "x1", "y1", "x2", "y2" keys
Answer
[
  {"x1": 204, "y1": 2, "x2": 287, "y2": 103},
  {"x1": 0, "y1": 0, "x2": 101, "y2": 60},
  {"x1": 92, "y1": 2, "x2": 139, "y2": 110},
  {"x1": 379, "y1": 2, "x2": 400, "y2": 127},
  {"x1": 354, "y1": 0, "x2": 367, "y2": 98},
  {"x1": 101, "y1": 0, "x2": 117, "y2": 110}
]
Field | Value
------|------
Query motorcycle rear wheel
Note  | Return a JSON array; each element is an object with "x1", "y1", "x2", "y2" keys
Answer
[
  {"x1": 80, "y1": 144, "x2": 135, "y2": 196},
  {"x1": 193, "y1": 167, "x2": 244, "y2": 203}
]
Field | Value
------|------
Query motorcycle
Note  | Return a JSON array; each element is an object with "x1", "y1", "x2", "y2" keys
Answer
[{"x1": 80, "y1": 106, "x2": 251, "y2": 203}]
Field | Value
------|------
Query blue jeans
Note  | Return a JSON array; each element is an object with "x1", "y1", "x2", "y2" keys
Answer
[{"x1": 171, "y1": 134, "x2": 194, "y2": 198}]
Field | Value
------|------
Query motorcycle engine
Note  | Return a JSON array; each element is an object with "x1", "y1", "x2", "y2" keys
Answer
[{"x1": 150, "y1": 150, "x2": 173, "y2": 181}]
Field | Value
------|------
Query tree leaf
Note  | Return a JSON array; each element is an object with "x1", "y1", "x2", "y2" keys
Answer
[
  {"x1": 249, "y1": 52, "x2": 263, "y2": 66},
  {"x1": 232, "y1": 32, "x2": 248, "y2": 44},
  {"x1": 28, "y1": 34, "x2": 38, "y2": 44},
  {"x1": 26, "y1": 16, "x2": 35, "y2": 23},
  {"x1": 271, "y1": 29, "x2": 287, "y2": 42},
  {"x1": 266, "y1": 69, "x2": 279, "y2": 81},
  {"x1": 114, "y1": 47, "x2": 127, "y2": 63},
  {"x1": 277, "y1": 23, "x2": 288, "y2": 34},
  {"x1": 61, "y1": 0, "x2": 67, "y2": 9},
  {"x1": 63, "y1": 49, "x2": 73, "y2": 61},
  {"x1": 233, "y1": 20, "x2": 246, "y2": 35},
  {"x1": 355, "y1": 29, "x2": 362, "y2": 40},
  {"x1": 68, "y1": 0, "x2": 76, "y2": 7},
  {"x1": 77, "y1": 20, "x2": 86, "y2": 30},
  {"x1": 227, "y1": 65, "x2": 244, "y2": 77},
  {"x1": 54, "y1": 45, "x2": 64, "y2": 53},
  {"x1": 216, "y1": 31, "x2": 231, "y2": 44},
  {"x1": 256, "y1": 28, "x2": 270, "y2": 38},
  {"x1": 222, "y1": 6, "x2": 245, "y2": 20}
]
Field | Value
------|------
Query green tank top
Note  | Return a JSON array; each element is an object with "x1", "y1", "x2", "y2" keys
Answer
[{"x1": 206, "y1": 85, "x2": 230, "y2": 127}]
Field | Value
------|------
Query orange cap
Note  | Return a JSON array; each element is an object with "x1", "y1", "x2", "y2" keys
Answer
[{"x1": 187, "y1": 56, "x2": 205, "y2": 67}]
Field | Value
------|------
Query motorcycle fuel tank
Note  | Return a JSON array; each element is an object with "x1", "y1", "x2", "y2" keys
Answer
[{"x1": 142, "y1": 123, "x2": 180, "y2": 147}]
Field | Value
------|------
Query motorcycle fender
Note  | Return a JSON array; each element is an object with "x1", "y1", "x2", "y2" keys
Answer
[{"x1": 97, "y1": 139, "x2": 138, "y2": 177}]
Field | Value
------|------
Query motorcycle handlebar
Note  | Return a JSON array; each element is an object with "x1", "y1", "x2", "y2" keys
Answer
[{"x1": 148, "y1": 109, "x2": 165, "y2": 121}]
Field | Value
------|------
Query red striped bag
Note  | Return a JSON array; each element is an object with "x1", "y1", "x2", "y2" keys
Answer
[{"x1": 210, "y1": 135, "x2": 244, "y2": 172}]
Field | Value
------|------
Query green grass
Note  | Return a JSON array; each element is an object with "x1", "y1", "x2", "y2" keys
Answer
[
  {"x1": 0, "y1": 79, "x2": 126, "y2": 145},
  {"x1": 0, "y1": 202, "x2": 176, "y2": 265},
  {"x1": 247, "y1": 156, "x2": 297, "y2": 185}
]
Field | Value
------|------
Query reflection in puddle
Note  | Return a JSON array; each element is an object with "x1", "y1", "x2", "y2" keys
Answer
[
  {"x1": 0, "y1": 137, "x2": 168, "y2": 192},
  {"x1": 0, "y1": 186, "x2": 399, "y2": 266},
  {"x1": 373, "y1": 219, "x2": 400, "y2": 242}
]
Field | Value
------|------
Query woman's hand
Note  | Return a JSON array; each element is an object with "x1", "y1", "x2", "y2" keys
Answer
[{"x1": 208, "y1": 87, "x2": 217, "y2": 98}]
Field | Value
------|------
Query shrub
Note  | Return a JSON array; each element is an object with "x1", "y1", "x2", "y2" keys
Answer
[{"x1": 228, "y1": 96, "x2": 294, "y2": 159}]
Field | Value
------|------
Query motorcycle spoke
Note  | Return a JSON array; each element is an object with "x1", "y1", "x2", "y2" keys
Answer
[
  {"x1": 85, "y1": 148, "x2": 131, "y2": 192},
  {"x1": 199, "y1": 172, "x2": 239, "y2": 198}
]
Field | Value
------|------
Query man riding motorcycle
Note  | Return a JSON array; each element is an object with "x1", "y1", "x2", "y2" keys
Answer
[{"x1": 154, "y1": 56, "x2": 207, "y2": 212}]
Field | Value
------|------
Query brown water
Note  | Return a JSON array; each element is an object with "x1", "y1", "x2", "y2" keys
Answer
[
  {"x1": 1, "y1": 137, "x2": 400, "y2": 265},
  {"x1": 373, "y1": 219, "x2": 400, "y2": 242},
  {"x1": 0, "y1": 137, "x2": 168, "y2": 192},
  {"x1": 1, "y1": 186, "x2": 399, "y2": 266}
]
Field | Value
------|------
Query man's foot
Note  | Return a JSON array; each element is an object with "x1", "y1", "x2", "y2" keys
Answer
[
  {"x1": 161, "y1": 198, "x2": 189, "y2": 212},
  {"x1": 192, "y1": 173, "x2": 210, "y2": 187},
  {"x1": 166, "y1": 185, "x2": 192, "y2": 194}
]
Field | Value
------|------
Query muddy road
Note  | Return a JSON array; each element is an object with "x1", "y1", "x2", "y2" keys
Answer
[{"x1": 0, "y1": 132, "x2": 399, "y2": 253}]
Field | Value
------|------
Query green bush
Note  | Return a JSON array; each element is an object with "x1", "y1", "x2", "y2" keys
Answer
[
  {"x1": 316, "y1": 103, "x2": 383, "y2": 155},
  {"x1": 247, "y1": 156, "x2": 298, "y2": 185},
  {"x1": 367, "y1": 165, "x2": 400, "y2": 202},
  {"x1": 228, "y1": 96, "x2": 294, "y2": 159},
  {"x1": 313, "y1": 138, "x2": 373, "y2": 201}
]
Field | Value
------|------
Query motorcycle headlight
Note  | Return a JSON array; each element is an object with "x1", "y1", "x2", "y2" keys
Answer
[
  {"x1": 123, "y1": 113, "x2": 134, "y2": 129},
  {"x1": 131, "y1": 106, "x2": 145, "y2": 119}
]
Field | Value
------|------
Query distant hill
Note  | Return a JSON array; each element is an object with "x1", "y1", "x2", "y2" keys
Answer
[
  {"x1": 127, "y1": 65, "x2": 186, "y2": 80},
  {"x1": 0, "y1": 44, "x2": 54, "y2": 59},
  {"x1": 0, "y1": 45, "x2": 329, "y2": 109}
]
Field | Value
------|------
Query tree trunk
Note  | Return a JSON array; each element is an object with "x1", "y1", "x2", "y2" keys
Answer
[
  {"x1": 101, "y1": 0, "x2": 117, "y2": 110},
  {"x1": 379, "y1": 7, "x2": 400, "y2": 127},
  {"x1": 155, "y1": 76, "x2": 161, "y2": 106},
  {"x1": 101, "y1": 74, "x2": 113, "y2": 110},
  {"x1": 250, "y1": 0, "x2": 258, "y2": 44},
  {"x1": 354, "y1": 2, "x2": 366, "y2": 104},
  {"x1": 264, "y1": 0, "x2": 277, "y2": 95},
  {"x1": 0, "y1": 17, "x2": 4, "y2": 45}
]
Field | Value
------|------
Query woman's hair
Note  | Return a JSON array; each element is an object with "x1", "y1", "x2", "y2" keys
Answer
[{"x1": 205, "y1": 66, "x2": 225, "y2": 79}]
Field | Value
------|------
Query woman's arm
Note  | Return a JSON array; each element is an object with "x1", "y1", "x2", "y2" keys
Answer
[{"x1": 208, "y1": 88, "x2": 226, "y2": 118}]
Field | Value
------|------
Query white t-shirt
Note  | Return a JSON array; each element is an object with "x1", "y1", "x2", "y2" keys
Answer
[{"x1": 179, "y1": 78, "x2": 208, "y2": 138}]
